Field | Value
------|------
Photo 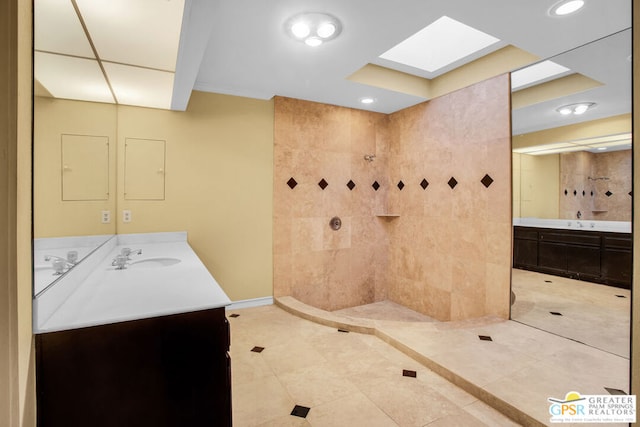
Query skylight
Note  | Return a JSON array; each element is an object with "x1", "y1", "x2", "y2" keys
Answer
[
  {"x1": 511, "y1": 60, "x2": 571, "y2": 90},
  {"x1": 378, "y1": 16, "x2": 500, "y2": 73}
]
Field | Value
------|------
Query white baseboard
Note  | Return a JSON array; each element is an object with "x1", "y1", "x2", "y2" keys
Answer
[{"x1": 227, "y1": 296, "x2": 274, "y2": 310}]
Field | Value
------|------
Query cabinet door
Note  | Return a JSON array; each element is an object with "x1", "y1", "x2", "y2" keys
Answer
[
  {"x1": 566, "y1": 245, "x2": 601, "y2": 277},
  {"x1": 538, "y1": 241, "x2": 567, "y2": 273},
  {"x1": 602, "y1": 248, "x2": 632, "y2": 288},
  {"x1": 514, "y1": 238, "x2": 537, "y2": 268}
]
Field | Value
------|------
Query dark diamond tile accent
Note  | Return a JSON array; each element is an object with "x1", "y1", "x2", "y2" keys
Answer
[
  {"x1": 448, "y1": 177, "x2": 458, "y2": 189},
  {"x1": 229, "y1": 313, "x2": 240, "y2": 318},
  {"x1": 591, "y1": 191, "x2": 594, "y2": 196},
  {"x1": 347, "y1": 180, "x2": 356, "y2": 191},
  {"x1": 481, "y1": 174, "x2": 494, "y2": 188},
  {"x1": 397, "y1": 180, "x2": 405, "y2": 190},
  {"x1": 550, "y1": 312, "x2": 563, "y2": 316},
  {"x1": 616, "y1": 295, "x2": 627, "y2": 298},
  {"x1": 564, "y1": 189, "x2": 568, "y2": 195},
  {"x1": 402, "y1": 369, "x2": 417, "y2": 378},
  {"x1": 629, "y1": 191, "x2": 633, "y2": 197},
  {"x1": 573, "y1": 190, "x2": 577, "y2": 196},
  {"x1": 606, "y1": 190, "x2": 613, "y2": 197},
  {"x1": 337, "y1": 329, "x2": 349, "y2": 333},
  {"x1": 287, "y1": 177, "x2": 298, "y2": 189},
  {"x1": 372, "y1": 181, "x2": 380, "y2": 191},
  {"x1": 605, "y1": 387, "x2": 627, "y2": 395},
  {"x1": 478, "y1": 335, "x2": 493, "y2": 341},
  {"x1": 545, "y1": 280, "x2": 553, "y2": 283},
  {"x1": 318, "y1": 178, "x2": 328, "y2": 190},
  {"x1": 420, "y1": 179, "x2": 429, "y2": 190},
  {"x1": 291, "y1": 405, "x2": 311, "y2": 418},
  {"x1": 251, "y1": 346, "x2": 265, "y2": 353},
  {"x1": 582, "y1": 190, "x2": 586, "y2": 196}
]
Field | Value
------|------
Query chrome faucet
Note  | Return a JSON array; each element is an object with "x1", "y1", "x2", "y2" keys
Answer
[
  {"x1": 111, "y1": 248, "x2": 143, "y2": 270},
  {"x1": 121, "y1": 248, "x2": 142, "y2": 259}
]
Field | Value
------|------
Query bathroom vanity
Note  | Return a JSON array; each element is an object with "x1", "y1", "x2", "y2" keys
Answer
[
  {"x1": 513, "y1": 219, "x2": 632, "y2": 289},
  {"x1": 33, "y1": 232, "x2": 232, "y2": 427}
]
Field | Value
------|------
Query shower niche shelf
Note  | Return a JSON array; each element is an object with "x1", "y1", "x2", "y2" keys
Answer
[{"x1": 376, "y1": 214, "x2": 400, "y2": 218}]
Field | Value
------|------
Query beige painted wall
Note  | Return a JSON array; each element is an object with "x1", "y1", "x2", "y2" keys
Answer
[
  {"x1": 513, "y1": 152, "x2": 560, "y2": 219},
  {"x1": 116, "y1": 92, "x2": 274, "y2": 301},
  {"x1": 33, "y1": 91, "x2": 274, "y2": 302},
  {"x1": 1, "y1": 0, "x2": 35, "y2": 425}
]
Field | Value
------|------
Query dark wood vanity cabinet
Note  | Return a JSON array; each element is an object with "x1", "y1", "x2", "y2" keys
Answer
[
  {"x1": 513, "y1": 226, "x2": 632, "y2": 289},
  {"x1": 36, "y1": 307, "x2": 231, "y2": 427}
]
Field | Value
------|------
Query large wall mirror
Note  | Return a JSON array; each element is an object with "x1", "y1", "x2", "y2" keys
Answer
[{"x1": 510, "y1": 25, "x2": 632, "y2": 358}]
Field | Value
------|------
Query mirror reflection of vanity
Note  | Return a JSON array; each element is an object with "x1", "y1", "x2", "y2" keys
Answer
[{"x1": 510, "y1": 28, "x2": 632, "y2": 357}]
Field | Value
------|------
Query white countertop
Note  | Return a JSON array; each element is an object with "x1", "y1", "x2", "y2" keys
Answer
[
  {"x1": 34, "y1": 232, "x2": 231, "y2": 334},
  {"x1": 513, "y1": 218, "x2": 631, "y2": 233}
]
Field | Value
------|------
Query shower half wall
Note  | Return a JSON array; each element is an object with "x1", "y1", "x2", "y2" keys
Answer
[{"x1": 273, "y1": 74, "x2": 512, "y2": 321}]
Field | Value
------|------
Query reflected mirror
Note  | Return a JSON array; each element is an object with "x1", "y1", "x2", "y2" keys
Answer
[
  {"x1": 510, "y1": 27, "x2": 632, "y2": 357},
  {"x1": 32, "y1": 0, "x2": 118, "y2": 295}
]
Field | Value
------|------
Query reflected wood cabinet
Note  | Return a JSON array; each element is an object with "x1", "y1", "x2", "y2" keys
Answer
[
  {"x1": 513, "y1": 226, "x2": 631, "y2": 289},
  {"x1": 35, "y1": 307, "x2": 231, "y2": 427}
]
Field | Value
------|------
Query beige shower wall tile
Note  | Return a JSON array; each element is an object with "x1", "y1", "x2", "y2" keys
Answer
[{"x1": 485, "y1": 262, "x2": 511, "y2": 319}]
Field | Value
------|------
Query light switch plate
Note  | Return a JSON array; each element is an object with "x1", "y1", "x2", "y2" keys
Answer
[
  {"x1": 123, "y1": 210, "x2": 132, "y2": 223},
  {"x1": 101, "y1": 210, "x2": 111, "y2": 224}
]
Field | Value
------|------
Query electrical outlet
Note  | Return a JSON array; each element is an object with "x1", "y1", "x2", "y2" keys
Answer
[
  {"x1": 123, "y1": 210, "x2": 132, "y2": 223},
  {"x1": 101, "y1": 210, "x2": 111, "y2": 224}
]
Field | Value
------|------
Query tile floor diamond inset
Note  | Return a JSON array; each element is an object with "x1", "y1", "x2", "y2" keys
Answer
[
  {"x1": 318, "y1": 179, "x2": 328, "y2": 190},
  {"x1": 290, "y1": 405, "x2": 311, "y2": 418},
  {"x1": 347, "y1": 180, "x2": 356, "y2": 191},
  {"x1": 372, "y1": 181, "x2": 380, "y2": 191},
  {"x1": 448, "y1": 177, "x2": 458, "y2": 189},
  {"x1": 420, "y1": 178, "x2": 429, "y2": 190},
  {"x1": 479, "y1": 335, "x2": 493, "y2": 342},
  {"x1": 402, "y1": 369, "x2": 417, "y2": 378},
  {"x1": 251, "y1": 346, "x2": 265, "y2": 353},
  {"x1": 287, "y1": 177, "x2": 298, "y2": 189}
]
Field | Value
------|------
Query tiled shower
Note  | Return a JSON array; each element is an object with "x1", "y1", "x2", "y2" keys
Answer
[{"x1": 274, "y1": 74, "x2": 512, "y2": 321}]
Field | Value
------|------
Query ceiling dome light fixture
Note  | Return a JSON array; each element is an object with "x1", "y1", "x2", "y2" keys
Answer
[
  {"x1": 549, "y1": 0, "x2": 585, "y2": 16},
  {"x1": 286, "y1": 12, "x2": 342, "y2": 47},
  {"x1": 556, "y1": 102, "x2": 596, "y2": 116}
]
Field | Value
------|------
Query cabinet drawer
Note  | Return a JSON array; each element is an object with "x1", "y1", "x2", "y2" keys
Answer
[{"x1": 539, "y1": 231, "x2": 600, "y2": 247}]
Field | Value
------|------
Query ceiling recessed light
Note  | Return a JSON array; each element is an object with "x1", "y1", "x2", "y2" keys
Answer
[
  {"x1": 291, "y1": 22, "x2": 311, "y2": 38},
  {"x1": 305, "y1": 37, "x2": 322, "y2": 47},
  {"x1": 317, "y1": 22, "x2": 336, "y2": 38},
  {"x1": 556, "y1": 102, "x2": 595, "y2": 116},
  {"x1": 360, "y1": 97, "x2": 376, "y2": 104},
  {"x1": 550, "y1": 0, "x2": 585, "y2": 16},
  {"x1": 286, "y1": 13, "x2": 342, "y2": 47}
]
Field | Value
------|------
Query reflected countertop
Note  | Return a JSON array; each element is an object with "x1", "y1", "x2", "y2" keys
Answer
[{"x1": 514, "y1": 217, "x2": 631, "y2": 233}]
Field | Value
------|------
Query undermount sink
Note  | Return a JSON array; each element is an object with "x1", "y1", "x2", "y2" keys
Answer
[{"x1": 128, "y1": 257, "x2": 182, "y2": 269}]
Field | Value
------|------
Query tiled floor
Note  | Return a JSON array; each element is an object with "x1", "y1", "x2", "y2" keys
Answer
[
  {"x1": 228, "y1": 304, "x2": 519, "y2": 426},
  {"x1": 511, "y1": 268, "x2": 630, "y2": 358}
]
